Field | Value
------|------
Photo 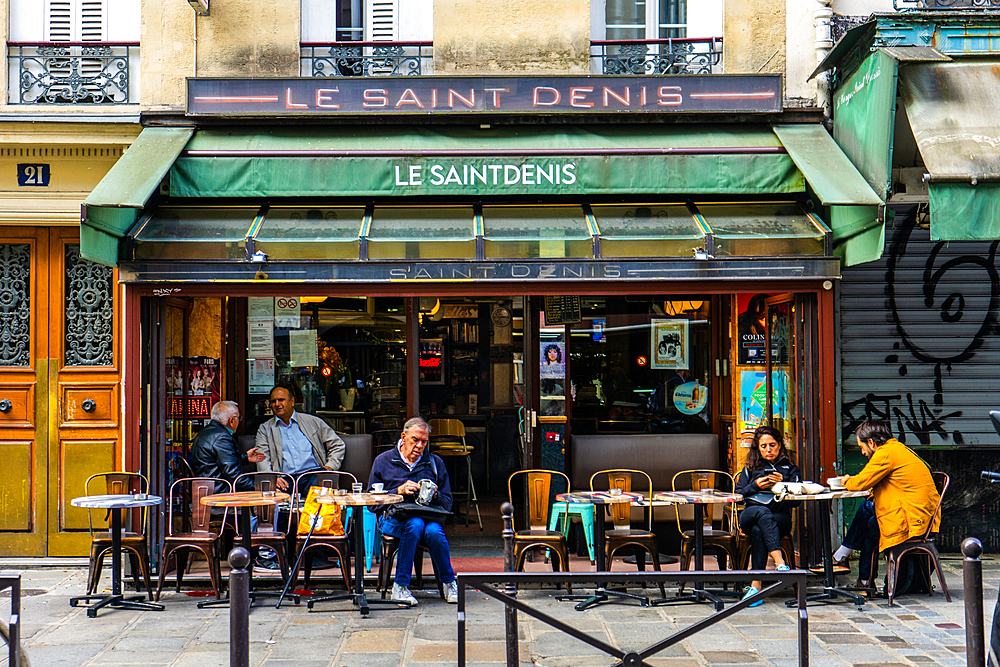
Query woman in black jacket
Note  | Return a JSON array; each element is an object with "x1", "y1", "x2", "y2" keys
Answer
[{"x1": 735, "y1": 425, "x2": 800, "y2": 606}]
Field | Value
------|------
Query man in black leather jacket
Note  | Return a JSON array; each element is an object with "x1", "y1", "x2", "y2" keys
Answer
[{"x1": 191, "y1": 401, "x2": 265, "y2": 492}]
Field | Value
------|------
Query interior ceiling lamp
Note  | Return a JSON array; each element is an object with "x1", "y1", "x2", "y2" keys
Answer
[
  {"x1": 663, "y1": 300, "x2": 704, "y2": 316},
  {"x1": 187, "y1": 0, "x2": 209, "y2": 16},
  {"x1": 298, "y1": 296, "x2": 328, "y2": 304}
]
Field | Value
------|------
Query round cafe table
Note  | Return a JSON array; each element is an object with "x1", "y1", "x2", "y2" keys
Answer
[
  {"x1": 200, "y1": 491, "x2": 291, "y2": 608},
  {"x1": 307, "y1": 491, "x2": 403, "y2": 615},
  {"x1": 69, "y1": 494, "x2": 165, "y2": 618}
]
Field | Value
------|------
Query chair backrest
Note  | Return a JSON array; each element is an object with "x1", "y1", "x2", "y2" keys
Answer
[
  {"x1": 340, "y1": 434, "x2": 373, "y2": 485},
  {"x1": 168, "y1": 476, "x2": 231, "y2": 536},
  {"x1": 590, "y1": 469, "x2": 654, "y2": 531},
  {"x1": 84, "y1": 472, "x2": 149, "y2": 535},
  {"x1": 508, "y1": 469, "x2": 570, "y2": 531},
  {"x1": 926, "y1": 471, "x2": 949, "y2": 540},
  {"x1": 429, "y1": 418, "x2": 466, "y2": 438},
  {"x1": 233, "y1": 471, "x2": 294, "y2": 532},
  {"x1": 671, "y1": 469, "x2": 736, "y2": 533}
]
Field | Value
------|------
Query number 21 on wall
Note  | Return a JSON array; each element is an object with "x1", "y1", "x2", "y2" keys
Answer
[{"x1": 17, "y1": 164, "x2": 50, "y2": 187}]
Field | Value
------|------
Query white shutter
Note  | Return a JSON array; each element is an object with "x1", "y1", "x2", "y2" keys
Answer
[
  {"x1": 366, "y1": 0, "x2": 398, "y2": 41},
  {"x1": 44, "y1": 0, "x2": 106, "y2": 41}
]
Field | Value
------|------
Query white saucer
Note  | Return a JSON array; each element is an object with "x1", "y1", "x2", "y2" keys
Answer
[{"x1": 369, "y1": 490, "x2": 388, "y2": 495}]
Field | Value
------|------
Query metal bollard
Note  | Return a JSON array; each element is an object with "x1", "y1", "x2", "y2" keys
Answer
[
  {"x1": 229, "y1": 547, "x2": 251, "y2": 667},
  {"x1": 501, "y1": 501, "x2": 519, "y2": 667},
  {"x1": 964, "y1": 537, "x2": 986, "y2": 667}
]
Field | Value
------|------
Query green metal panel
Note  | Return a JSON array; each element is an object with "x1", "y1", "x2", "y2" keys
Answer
[
  {"x1": 773, "y1": 125, "x2": 882, "y2": 206},
  {"x1": 831, "y1": 205, "x2": 884, "y2": 266},
  {"x1": 85, "y1": 127, "x2": 194, "y2": 209},
  {"x1": 79, "y1": 224, "x2": 122, "y2": 267}
]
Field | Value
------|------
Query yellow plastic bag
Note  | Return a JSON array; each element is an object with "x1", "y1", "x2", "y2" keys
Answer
[{"x1": 296, "y1": 486, "x2": 345, "y2": 536}]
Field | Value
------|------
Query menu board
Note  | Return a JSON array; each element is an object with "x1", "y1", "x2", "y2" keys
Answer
[{"x1": 543, "y1": 296, "x2": 582, "y2": 325}]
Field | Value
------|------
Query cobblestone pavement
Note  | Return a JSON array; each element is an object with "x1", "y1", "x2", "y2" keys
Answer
[{"x1": 1, "y1": 554, "x2": 994, "y2": 667}]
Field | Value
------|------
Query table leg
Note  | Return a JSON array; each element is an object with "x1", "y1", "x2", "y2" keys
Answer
[
  {"x1": 307, "y1": 505, "x2": 407, "y2": 613},
  {"x1": 651, "y1": 503, "x2": 725, "y2": 611},
  {"x1": 785, "y1": 499, "x2": 866, "y2": 609},
  {"x1": 70, "y1": 508, "x2": 164, "y2": 617}
]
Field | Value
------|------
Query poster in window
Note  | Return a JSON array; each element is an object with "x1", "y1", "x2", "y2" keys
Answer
[
  {"x1": 651, "y1": 319, "x2": 688, "y2": 370},
  {"x1": 737, "y1": 293, "x2": 769, "y2": 365},
  {"x1": 540, "y1": 342, "x2": 565, "y2": 379}
]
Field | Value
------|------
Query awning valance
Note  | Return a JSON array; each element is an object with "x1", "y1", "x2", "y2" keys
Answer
[
  {"x1": 82, "y1": 123, "x2": 871, "y2": 267},
  {"x1": 898, "y1": 61, "x2": 1000, "y2": 241}
]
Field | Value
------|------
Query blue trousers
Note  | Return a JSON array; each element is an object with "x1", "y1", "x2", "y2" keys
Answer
[
  {"x1": 379, "y1": 514, "x2": 456, "y2": 587},
  {"x1": 842, "y1": 499, "x2": 880, "y2": 583}
]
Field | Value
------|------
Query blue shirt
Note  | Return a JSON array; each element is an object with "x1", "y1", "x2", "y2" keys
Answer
[{"x1": 278, "y1": 411, "x2": 321, "y2": 476}]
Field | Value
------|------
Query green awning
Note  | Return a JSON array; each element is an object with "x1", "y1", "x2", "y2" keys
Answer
[
  {"x1": 82, "y1": 127, "x2": 194, "y2": 265},
  {"x1": 772, "y1": 124, "x2": 882, "y2": 206},
  {"x1": 169, "y1": 125, "x2": 803, "y2": 199}
]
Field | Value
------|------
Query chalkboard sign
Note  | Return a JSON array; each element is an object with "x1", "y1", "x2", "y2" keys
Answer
[{"x1": 543, "y1": 296, "x2": 582, "y2": 325}]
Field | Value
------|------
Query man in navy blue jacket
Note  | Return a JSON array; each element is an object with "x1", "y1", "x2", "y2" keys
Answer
[{"x1": 369, "y1": 417, "x2": 457, "y2": 605}]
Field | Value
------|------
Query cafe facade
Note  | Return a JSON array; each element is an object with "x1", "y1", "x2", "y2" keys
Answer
[{"x1": 82, "y1": 73, "x2": 881, "y2": 551}]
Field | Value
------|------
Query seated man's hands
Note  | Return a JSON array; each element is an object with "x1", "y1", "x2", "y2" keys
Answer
[
  {"x1": 398, "y1": 480, "x2": 421, "y2": 496},
  {"x1": 276, "y1": 476, "x2": 290, "y2": 491},
  {"x1": 246, "y1": 448, "x2": 266, "y2": 464}
]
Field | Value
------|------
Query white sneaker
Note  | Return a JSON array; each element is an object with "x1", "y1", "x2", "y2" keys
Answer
[
  {"x1": 391, "y1": 583, "x2": 417, "y2": 606},
  {"x1": 444, "y1": 580, "x2": 458, "y2": 604}
]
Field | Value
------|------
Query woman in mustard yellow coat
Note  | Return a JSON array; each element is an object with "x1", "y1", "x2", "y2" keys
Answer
[{"x1": 839, "y1": 419, "x2": 940, "y2": 587}]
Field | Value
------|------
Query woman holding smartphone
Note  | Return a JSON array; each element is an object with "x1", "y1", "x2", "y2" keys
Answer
[{"x1": 735, "y1": 425, "x2": 801, "y2": 606}]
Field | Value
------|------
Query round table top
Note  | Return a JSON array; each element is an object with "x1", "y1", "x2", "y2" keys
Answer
[
  {"x1": 555, "y1": 491, "x2": 634, "y2": 505},
  {"x1": 200, "y1": 491, "x2": 290, "y2": 508},
  {"x1": 784, "y1": 488, "x2": 869, "y2": 501},
  {"x1": 316, "y1": 492, "x2": 404, "y2": 507},
  {"x1": 71, "y1": 494, "x2": 163, "y2": 509},
  {"x1": 652, "y1": 490, "x2": 743, "y2": 504}
]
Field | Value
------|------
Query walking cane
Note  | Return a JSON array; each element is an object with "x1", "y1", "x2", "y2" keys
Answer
[{"x1": 276, "y1": 507, "x2": 322, "y2": 609}]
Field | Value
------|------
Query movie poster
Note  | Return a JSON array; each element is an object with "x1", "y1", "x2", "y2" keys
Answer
[
  {"x1": 650, "y1": 319, "x2": 688, "y2": 370},
  {"x1": 736, "y1": 293, "x2": 769, "y2": 365}
]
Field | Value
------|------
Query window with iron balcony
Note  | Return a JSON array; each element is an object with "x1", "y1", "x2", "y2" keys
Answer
[
  {"x1": 8, "y1": 0, "x2": 140, "y2": 105},
  {"x1": 591, "y1": 0, "x2": 723, "y2": 75},
  {"x1": 300, "y1": 0, "x2": 433, "y2": 77}
]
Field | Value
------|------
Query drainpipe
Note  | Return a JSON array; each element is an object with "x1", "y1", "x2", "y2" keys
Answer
[{"x1": 815, "y1": 0, "x2": 834, "y2": 122}]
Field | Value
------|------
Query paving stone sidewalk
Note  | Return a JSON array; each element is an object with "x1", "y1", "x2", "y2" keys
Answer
[{"x1": 1, "y1": 554, "x2": 994, "y2": 667}]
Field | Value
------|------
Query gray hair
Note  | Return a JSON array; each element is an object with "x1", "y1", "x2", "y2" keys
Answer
[
  {"x1": 211, "y1": 401, "x2": 240, "y2": 425},
  {"x1": 402, "y1": 417, "x2": 430, "y2": 434}
]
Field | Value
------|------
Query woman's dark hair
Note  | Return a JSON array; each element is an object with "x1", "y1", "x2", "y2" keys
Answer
[
  {"x1": 543, "y1": 344, "x2": 562, "y2": 364},
  {"x1": 854, "y1": 418, "x2": 893, "y2": 447},
  {"x1": 744, "y1": 425, "x2": 790, "y2": 471}
]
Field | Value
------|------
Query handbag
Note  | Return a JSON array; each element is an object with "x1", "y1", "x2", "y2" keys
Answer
[{"x1": 296, "y1": 487, "x2": 345, "y2": 536}]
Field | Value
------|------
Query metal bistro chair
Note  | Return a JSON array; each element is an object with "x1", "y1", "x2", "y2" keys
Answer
[
  {"x1": 155, "y1": 477, "x2": 232, "y2": 601},
  {"x1": 672, "y1": 470, "x2": 741, "y2": 575},
  {"x1": 233, "y1": 471, "x2": 296, "y2": 583},
  {"x1": 289, "y1": 470, "x2": 354, "y2": 592},
  {"x1": 507, "y1": 469, "x2": 572, "y2": 593},
  {"x1": 884, "y1": 471, "x2": 952, "y2": 607},
  {"x1": 83, "y1": 472, "x2": 154, "y2": 598},
  {"x1": 428, "y1": 418, "x2": 482, "y2": 529},
  {"x1": 590, "y1": 469, "x2": 666, "y2": 599}
]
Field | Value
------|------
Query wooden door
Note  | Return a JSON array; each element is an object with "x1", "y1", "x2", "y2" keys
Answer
[{"x1": 0, "y1": 227, "x2": 121, "y2": 556}]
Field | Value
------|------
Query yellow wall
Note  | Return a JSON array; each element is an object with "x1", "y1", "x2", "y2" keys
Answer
[
  {"x1": 723, "y1": 0, "x2": 786, "y2": 75},
  {"x1": 434, "y1": 0, "x2": 591, "y2": 73}
]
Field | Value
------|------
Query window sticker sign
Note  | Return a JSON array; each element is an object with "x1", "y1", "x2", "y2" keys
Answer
[
  {"x1": 275, "y1": 297, "x2": 301, "y2": 328},
  {"x1": 651, "y1": 319, "x2": 688, "y2": 370}
]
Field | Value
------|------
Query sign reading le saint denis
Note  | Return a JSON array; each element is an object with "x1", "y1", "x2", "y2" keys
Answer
[{"x1": 187, "y1": 75, "x2": 782, "y2": 115}]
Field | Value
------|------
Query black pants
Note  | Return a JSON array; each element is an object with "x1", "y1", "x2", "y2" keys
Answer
[
  {"x1": 841, "y1": 499, "x2": 880, "y2": 583},
  {"x1": 739, "y1": 504, "x2": 792, "y2": 570}
]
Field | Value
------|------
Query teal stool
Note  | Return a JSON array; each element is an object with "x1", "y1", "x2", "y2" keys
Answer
[
  {"x1": 548, "y1": 501, "x2": 596, "y2": 563},
  {"x1": 344, "y1": 507, "x2": 379, "y2": 572}
]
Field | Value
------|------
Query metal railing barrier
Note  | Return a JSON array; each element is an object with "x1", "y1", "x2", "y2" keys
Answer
[
  {"x1": 300, "y1": 41, "x2": 432, "y2": 77},
  {"x1": 590, "y1": 37, "x2": 723, "y2": 75},
  {"x1": 7, "y1": 42, "x2": 138, "y2": 104},
  {"x1": 456, "y1": 568, "x2": 809, "y2": 667},
  {"x1": 0, "y1": 574, "x2": 24, "y2": 667}
]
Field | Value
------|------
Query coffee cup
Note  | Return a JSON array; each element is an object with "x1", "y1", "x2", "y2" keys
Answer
[
  {"x1": 417, "y1": 479, "x2": 437, "y2": 505},
  {"x1": 608, "y1": 488, "x2": 622, "y2": 496},
  {"x1": 371, "y1": 482, "x2": 384, "y2": 493},
  {"x1": 827, "y1": 476, "x2": 846, "y2": 489}
]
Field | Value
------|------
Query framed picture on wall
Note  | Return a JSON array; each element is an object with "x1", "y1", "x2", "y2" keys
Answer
[{"x1": 651, "y1": 319, "x2": 688, "y2": 370}]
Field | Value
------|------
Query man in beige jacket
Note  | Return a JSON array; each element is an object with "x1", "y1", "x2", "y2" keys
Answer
[{"x1": 255, "y1": 385, "x2": 346, "y2": 492}]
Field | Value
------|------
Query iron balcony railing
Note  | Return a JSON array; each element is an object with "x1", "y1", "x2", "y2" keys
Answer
[
  {"x1": 894, "y1": 0, "x2": 1000, "y2": 7},
  {"x1": 300, "y1": 41, "x2": 433, "y2": 77},
  {"x1": 7, "y1": 41, "x2": 139, "y2": 104},
  {"x1": 591, "y1": 37, "x2": 723, "y2": 75}
]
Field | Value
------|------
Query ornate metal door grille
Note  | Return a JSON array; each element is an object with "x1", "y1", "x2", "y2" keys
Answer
[
  {"x1": 65, "y1": 244, "x2": 114, "y2": 367},
  {"x1": 0, "y1": 244, "x2": 31, "y2": 367}
]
